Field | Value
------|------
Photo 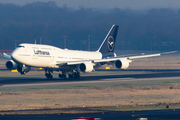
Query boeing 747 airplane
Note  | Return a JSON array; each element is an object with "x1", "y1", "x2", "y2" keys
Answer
[{"x1": 3, "y1": 25, "x2": 175, "y2": 79}]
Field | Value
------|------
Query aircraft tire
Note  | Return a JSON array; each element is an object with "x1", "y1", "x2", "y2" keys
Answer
[
  {"x1": 45, "y1": 73, "x2": 49, "y2": 79},
  {"x1": 46, "y1": 73, "x2": 53, "y2": 79},
  {"x1": 62, "y1": 74, "x2": 66, "y2": 79},
  {"x1": 58, "y1": 74, "x2": 62, "y2": 78},
  {"x1": 49, "y1": 74, "x2": 53, "y2": 79},
  {"x1": 69, "y1": 74, "x2": 73, "y2": 79},
  {"x1": 73, "y1": 72, "x2": 80, "y2": 79},
  {"x1": 59, "y1": 74, "x2": 66, "y2": 79}
]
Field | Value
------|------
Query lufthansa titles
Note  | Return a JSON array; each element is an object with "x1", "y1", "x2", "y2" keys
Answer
[{"x1": 33, "y1": 50, "x2": 50, "y2": 55}]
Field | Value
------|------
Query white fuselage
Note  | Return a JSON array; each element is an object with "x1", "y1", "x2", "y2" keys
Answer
[{"x1": 11, "y1": 44, "x2": 102, "y2": 68}]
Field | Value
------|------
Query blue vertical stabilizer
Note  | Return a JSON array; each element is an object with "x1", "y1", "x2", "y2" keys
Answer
[{"x1": 97, "y1": 25, "x2": 119, "y2": 53}]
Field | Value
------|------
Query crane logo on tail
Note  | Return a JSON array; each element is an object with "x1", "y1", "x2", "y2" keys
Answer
[{"x1": 107, "y1": 36, "x2": 114, "y2": 51}]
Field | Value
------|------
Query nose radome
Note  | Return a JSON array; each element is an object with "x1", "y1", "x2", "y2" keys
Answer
[{"x1": 11, "y1": 50, "x2": 18, "y2": 61}]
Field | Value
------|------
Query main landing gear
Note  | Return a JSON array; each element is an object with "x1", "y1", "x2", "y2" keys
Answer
[
  {"x1": 58, "y1": 70, "x2": 81, "y2": 79},
  {"x1": 58, "y1": 71, "x2": 66, "y2": 79},
  {"x1": 45, "y1": 69, "x2": 53, "y2": 79},
  {"x1": 45, "y1": 72, "x2": 53, "y2": 79},
  {"x1": 44, "y1": 69, "x2": 81, "y2": 79}
]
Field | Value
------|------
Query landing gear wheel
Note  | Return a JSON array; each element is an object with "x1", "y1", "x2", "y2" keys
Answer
[
  {"x1": 68, "y1": 74, "x2": 73, "y2": 79},
  {"x1": 73, "y1": 72, "x2": 80, "y2": 79},
  {"x1": 44, "y1": 68, "x2": 53, "y2": 79},
  {"x1": 49, "y1": 74, "x2": 53, "y2": 79},
  {"x1": 59, "y1": 74, "x2": 66, "y2": 79},
  {"x1": 45, "y1": 73, "x2": 48, "y2": 77},
  {"x1": 58, "y1": 74, "x2": 62, "y2": 78},
  {"x1": 45, "y1": 73, "x2": 53, "y2": 79}
]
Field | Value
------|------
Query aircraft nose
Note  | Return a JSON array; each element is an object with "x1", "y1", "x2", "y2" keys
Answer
[{"x1": 11, "y1": 50, "x2": 18, "y2": 61}]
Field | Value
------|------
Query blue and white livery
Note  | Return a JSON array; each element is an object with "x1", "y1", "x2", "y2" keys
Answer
[{"x1": 3, "y1": 25, "x2": 175, "y2": 79}]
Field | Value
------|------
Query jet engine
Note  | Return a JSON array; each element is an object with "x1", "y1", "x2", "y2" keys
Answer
[
  {"x1": 17, "y1": 65, "x2": 31, "y2": 74},
  {"x1": 78, "y1": 62, "x2": 94, "y2": 73},
  {"x1": 114, "y1": 59, "x2": 129, "y2": 69},
  {"x1": 5, "y1": 60, "x2": 18, "y2": 70}
]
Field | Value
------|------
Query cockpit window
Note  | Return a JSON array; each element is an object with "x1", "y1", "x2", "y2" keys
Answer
[{"x1": 18, "y1": 45, "x2": 25, "y2": 48}]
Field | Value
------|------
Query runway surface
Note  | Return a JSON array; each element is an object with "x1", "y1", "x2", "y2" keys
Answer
[
  {"x1": 1, "y1": 70, "x2": 180, "y2": 88},
  {"x1": 1, "y1": 70, "x2": 180, "y2": 120}
]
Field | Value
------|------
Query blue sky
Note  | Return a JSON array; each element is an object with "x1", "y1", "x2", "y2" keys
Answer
[{"x1": 0, "y1": 0, "x2": 180, "y2": 9}]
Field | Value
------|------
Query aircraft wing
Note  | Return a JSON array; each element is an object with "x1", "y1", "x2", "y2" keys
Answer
[
  {"x1": 94, "y1": 51, "x2": 176, "y2": 63},
  {"x1": 56, "y1": 51, "x2": 176, "y2": 66},
  {"x1": 93, "y1": 53, "x2": 161, "y2": 63},
  {"x1": 127, "y1": 51, "x2": 176, "y2": 59},
  {"x1": 3, "y1": 53, "x2": 11, "y2": 59}
]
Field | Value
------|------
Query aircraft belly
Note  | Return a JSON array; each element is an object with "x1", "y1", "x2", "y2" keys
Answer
[{"x1": 58, "y1": 65, "x2": 73, "y2": 70}]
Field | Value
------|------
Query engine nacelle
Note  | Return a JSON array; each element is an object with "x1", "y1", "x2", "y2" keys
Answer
[
  {"x1": 17, "y1": 65, "x2": 31, "y2": 74},
  {"x1": 78, "y1": 62, "x2": 94, "y2": 73},
  {"x1": 6, "y1": 60, "x2": 18, "y2": 70},
  {"x1": 114, "y1": 59, "x2": 129, "y2": 69}
]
